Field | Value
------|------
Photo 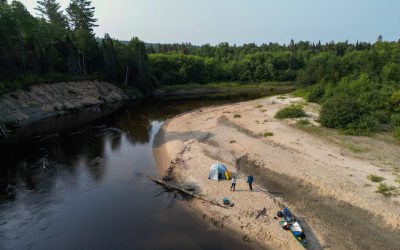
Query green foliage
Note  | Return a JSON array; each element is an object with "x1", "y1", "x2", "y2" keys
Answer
[
  {"x1": 0, "y1": 0, "x2": 400, "y2": 135},
  {"x1": 157, "y1": 82, "x2": 280, "y2": 93},
  {"x1": 275, "y1": 105, "x2": 306, "y2": 119},
  {"x1": 306, "y1": 82, "x2": 325, "y2": 103},
  {"x1": 391, "y1": 114, "x2": 400, "y2": 127},
  {"x1": 262, "y1": 131, "x2": 274, "y2": 137},
  {"x1": 381, "y1": 63, "x2": 400, "y2": 82},
  {"x1": 375, "y1": 183, "x2": 398, "y2": 197},
  {"x1": 367, "y1": 174, "x2": 385, "y2": 182},
  {"x1": 0, "y1": 0, "x2": 153, "y2": 96},
  {"x1": 233, "y1": 114, "x2": 241, "y2": 118},
  {"x1": 393, "y1": 126, "x2": 400, "y2": 141},
  {"x1": 344, "y1": 116, "x2": 378, "y2": 136},
  {"x1": 388, "y1": 91, "x2": 400, "y2": 113},
  {"x1": 148, "y1": 53, "x2": 222, "y2": 86},
  {"x1": 373, "y1": 110, "x2": 391, "y2": 124},
  {"x1": 297, "y1": 119, "x2": 311, "y2": 126},
  {"x1": 319, "y1": 94, "x2": 377, "y2": 135}
]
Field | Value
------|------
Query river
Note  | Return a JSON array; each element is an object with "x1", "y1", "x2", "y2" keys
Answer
[{"x1": 0, "y1": 91, "x2": 287, "y2": 250}]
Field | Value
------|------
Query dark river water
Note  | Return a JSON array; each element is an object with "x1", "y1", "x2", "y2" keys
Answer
[{"x1": 0, "y1": 91, "x2": 286, "y2": 250}]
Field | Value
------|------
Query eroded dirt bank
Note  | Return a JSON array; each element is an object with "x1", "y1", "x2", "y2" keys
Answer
[
  {"x1": 0, "y1": 80, "x2": 129, "y2": 129},
  {"x1": 154, "y1": 95, "x2": 400, "y2": 249}
]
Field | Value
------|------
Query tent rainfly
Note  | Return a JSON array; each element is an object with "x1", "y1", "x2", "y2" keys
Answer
[{"x1": 208, "y1": 163, "x2": 228, "y2": 180}]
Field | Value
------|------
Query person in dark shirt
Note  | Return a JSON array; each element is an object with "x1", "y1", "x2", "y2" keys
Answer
[{"x1": 247, "y1": 174, "x2": 254, "y2": 191}]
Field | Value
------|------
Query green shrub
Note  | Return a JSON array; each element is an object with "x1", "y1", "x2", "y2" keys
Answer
[
  {"x1": 307, "y1": 83, "x2": 325, "y2": 103},
  {"x1": 388, "y1": 91, "x2": 400, "y2": 113},
  {"x1": 391, "y1": 114, "x2": 400, "y2": 128},
  {"x1": 373, "y1": 111, "x2": 391, "y2": 124},
  {"x1": 233, "y1": 114, "x2": 241, "y2": 118},
  {"x1": 344, "y1": 116, "x2": 378, "y2": 136},
  {"x1": 376, "y1": 183, "x2": 398, "y2": 197},
  {"x1": 297, "y1": 119, "x2": 311, "y2": 126},
  {"x1": 275, "y1": 105, "x2": 307, "y2": 119},
  {"x1": 393, "y1": 126, "x2": 400, "y2": 141},
  {"x1": 319, "y1": 94, "x2": 378, "y2": 135},
  {"x1": 262, "y1": 131, "x2": 274, "y2": 137},
  {"x1": 367, "y1": 174, "x2": 385, "y2": 182},
  {"x1": 320, "y1": 95, "x2": 366, "y2": 129}
]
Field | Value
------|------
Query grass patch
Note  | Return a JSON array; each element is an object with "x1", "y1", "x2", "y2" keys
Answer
[
  {"x1": 256, "y1": 104, "x2": 263, "y2": 108},
  {"x1": 367, "y1": 174, "x2": 385, "y2": 182},
  {"x1": 296, "y1": 119, "x2": 311, "y2": 126},
  {"x1": 292, "y1": 88, "x2": 308, "y2": 98},
  {"x1": 275, "y1": 105, "x2": 307, "y2": 119},
  {"x1": 261, "y1": 131, "x2": 274, "y2": 137},
  {"x1": 345, "y1": 144, "x2": 365, "y2": 153},
  {"x1": 375, "y1": 183, "x2": 398, "y2": 197},
  {"x1": 395, "y1": 178, "x2": 400, "y2": 184},
  {"x1": 233, "y1": 114, "x2": 241, "y2": 118}
]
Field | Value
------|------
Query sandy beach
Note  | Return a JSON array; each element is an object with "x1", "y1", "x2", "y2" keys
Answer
[{"x1": 153, "y1": 95, "x2": 400, "y2": 250}]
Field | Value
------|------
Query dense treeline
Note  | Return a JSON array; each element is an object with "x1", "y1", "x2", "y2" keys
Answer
[
  {"x1": 0, "y1": 0, "x2": 150, "y2": 94},
  {"x1": 147, "y1": 40, "x2": 400, "y2": 137},
  {"x1": 1, "y1": 1, "x2": 399, "y2": 138}
]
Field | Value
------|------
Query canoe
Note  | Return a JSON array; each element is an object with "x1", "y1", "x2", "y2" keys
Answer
[{"x1": 278, "y1": 208, "x2": 307, "y2": 247}]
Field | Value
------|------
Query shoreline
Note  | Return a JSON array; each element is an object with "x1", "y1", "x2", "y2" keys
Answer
[
  {"x1": 153, "y1": 95, "x2": 400, "y2": 249},
  {"x1": 153, "y1": 84, "x2": 295, "y2": 97},
  {"x1": 0, "y1": 80, "x2": 131, "y2": 138},
  {"x1": 154, "y1": 121, "x2": 274, "y2": 250}
]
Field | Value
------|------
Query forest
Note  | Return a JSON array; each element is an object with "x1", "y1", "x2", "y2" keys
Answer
[{"x1": 0, "y1": 0, "x2": 399, "y2": 138}]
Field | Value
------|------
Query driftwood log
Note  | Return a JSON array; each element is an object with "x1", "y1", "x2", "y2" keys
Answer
[{"x1": 148, "y1": 176, "x2": 227, "y2": 208}]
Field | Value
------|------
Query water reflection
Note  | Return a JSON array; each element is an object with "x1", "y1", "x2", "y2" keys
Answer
[{"x1": 0, "y1": 91, "x2": 288, "y2": 249}]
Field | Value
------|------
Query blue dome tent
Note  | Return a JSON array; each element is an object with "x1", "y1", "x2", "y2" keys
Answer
[{"x1": 208, "y1": 163, "x2": 228, "y2": 180}]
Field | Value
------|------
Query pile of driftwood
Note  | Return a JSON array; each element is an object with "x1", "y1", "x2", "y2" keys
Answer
[{"x1": 148, "y1": 176, "x2": 227, "y2": 208}]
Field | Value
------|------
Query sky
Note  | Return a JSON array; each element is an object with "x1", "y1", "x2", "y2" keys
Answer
[{"x1": 20, "y1": 0, "x2": 400, "y2": 45}]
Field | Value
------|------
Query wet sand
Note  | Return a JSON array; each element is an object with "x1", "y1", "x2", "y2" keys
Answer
[{"x1": 154, "y1": 95, "x2": 400, "y2": 249}]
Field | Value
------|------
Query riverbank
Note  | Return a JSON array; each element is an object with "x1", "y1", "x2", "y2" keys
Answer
[
  {"x1": 0, "y1": 80, "x2": 130, "y2": 136},
  {"x1": 154, "y1": 95, "x2": 400, "y2": 249},
  {"x1": 153, "y1": 82, "x2": 295, "y2": 97}
]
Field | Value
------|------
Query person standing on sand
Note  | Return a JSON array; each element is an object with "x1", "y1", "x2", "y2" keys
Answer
[
  {"x1": 247, "y1": 174, "x2": 254, "y2": 191},
  {"x1": 230, "y1": 175, "x2": 237, "y2": 191}
]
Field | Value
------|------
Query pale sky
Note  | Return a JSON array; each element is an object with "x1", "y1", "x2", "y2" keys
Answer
[{"x1": 19, "y1": 0, "x2": 400, "y2": 45}]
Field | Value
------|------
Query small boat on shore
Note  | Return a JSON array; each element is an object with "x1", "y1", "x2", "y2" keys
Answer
[{"x1": 277, "y1": 207, "x2": 307, "y2": 247}]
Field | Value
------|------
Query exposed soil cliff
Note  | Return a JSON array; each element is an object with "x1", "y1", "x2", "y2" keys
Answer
[{"x1": 0, "y1": 81, "x2": 130, "y2": 130}]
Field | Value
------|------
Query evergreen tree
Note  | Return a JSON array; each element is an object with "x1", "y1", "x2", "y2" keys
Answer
[
  {"x1": 35, "y1": 0, "x2": 68, "y2": 28},
  {"x1": 66, "y1": 0, "x2": 97, "y2": 33},
  {"x1": 66, "y1": 0, "x2": 98, "y2": 75}
]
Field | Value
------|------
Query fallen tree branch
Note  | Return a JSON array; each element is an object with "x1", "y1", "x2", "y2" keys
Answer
[
  {"x1": 148, "y1": 176, "x2": 227, "y2": 209},
  {"x1": 256, "y1": 207, "x2": 266, "y2": 219}
]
